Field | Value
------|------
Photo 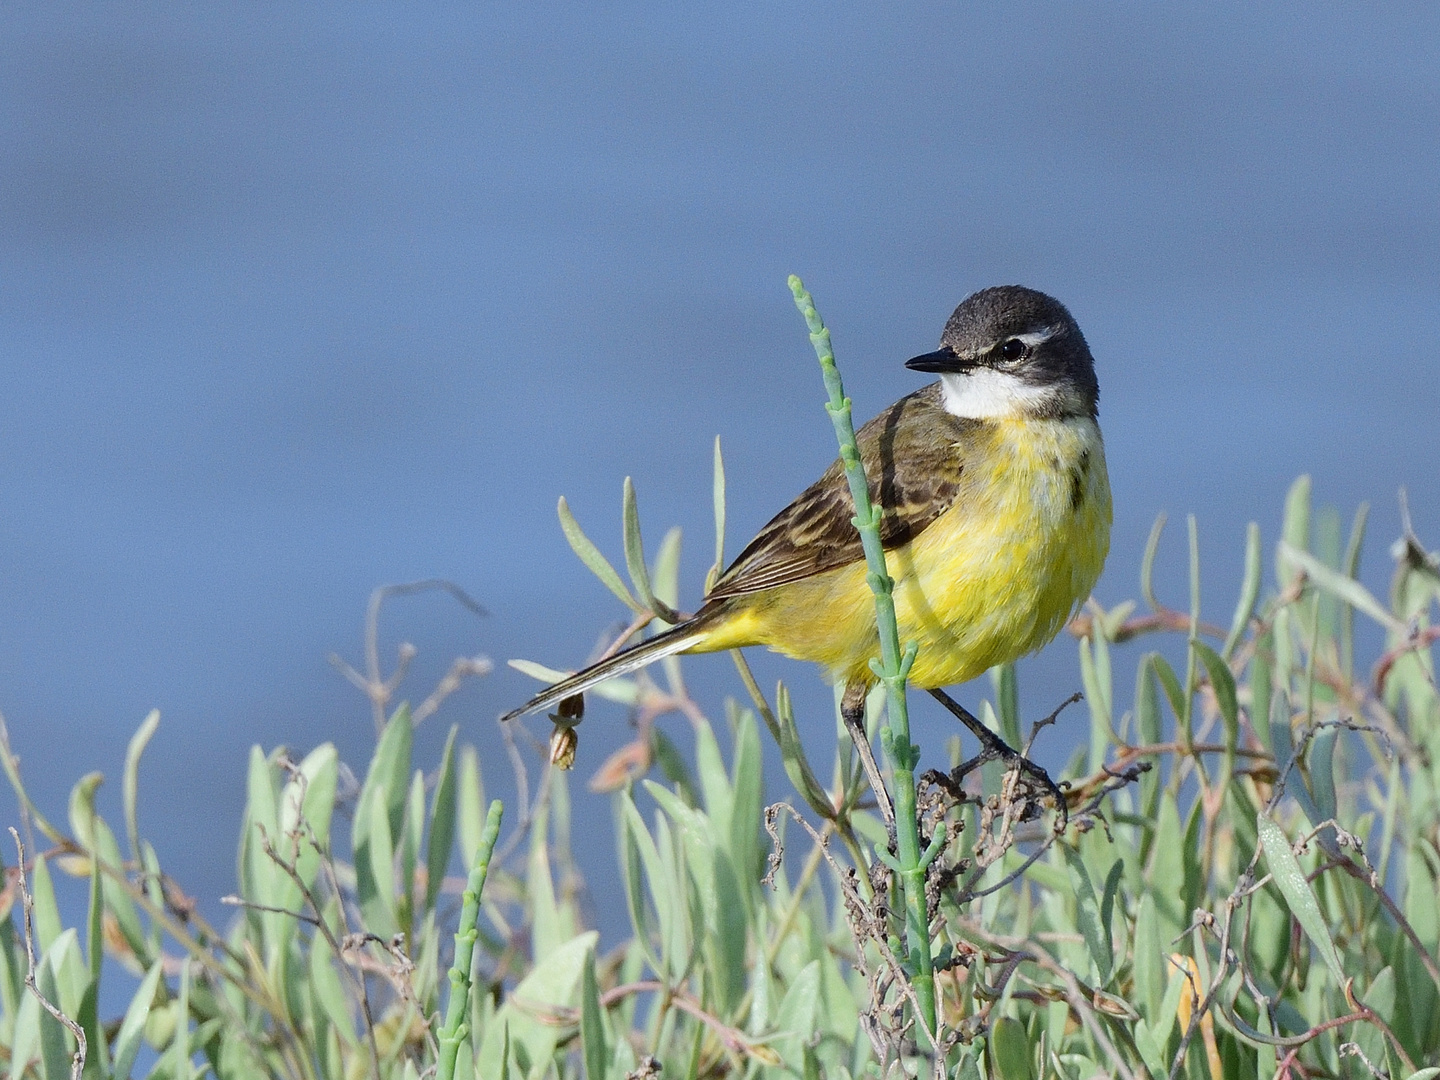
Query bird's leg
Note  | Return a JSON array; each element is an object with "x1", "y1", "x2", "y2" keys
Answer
[
  {"x1": 841, "y1": 680, "x2": 895, "y2": 830},
  {"x1": 927, "y1": 687, "x2": 1068, "y2": 827}
]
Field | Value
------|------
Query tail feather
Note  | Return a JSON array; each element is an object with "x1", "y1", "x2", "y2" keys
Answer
[{"x1": 502, "y1": 615, "x2": 713, "y2": 723}]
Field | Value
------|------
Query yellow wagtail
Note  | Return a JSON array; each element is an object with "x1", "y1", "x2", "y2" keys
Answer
[{"x1": 504, "y1": 285, "x2": 1111, "y2": 786}]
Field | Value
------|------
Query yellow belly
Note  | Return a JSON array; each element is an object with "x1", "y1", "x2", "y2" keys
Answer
[{"x1": 696, "y1": 416, "x2": 1112, "y2": 689}]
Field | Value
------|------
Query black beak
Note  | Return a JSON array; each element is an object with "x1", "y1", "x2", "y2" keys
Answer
[{"x1": 905, "y1": 345, "x2": 975, "y2": 374}]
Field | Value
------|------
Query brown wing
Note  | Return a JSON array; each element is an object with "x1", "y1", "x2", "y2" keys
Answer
[{"x1": 706, "y1": 383, "x2": 972, "y2": 600}]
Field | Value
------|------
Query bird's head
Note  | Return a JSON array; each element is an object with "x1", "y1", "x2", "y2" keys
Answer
[{"x1": 906, "y1": 286, "x2": 1099, "y2": 421}]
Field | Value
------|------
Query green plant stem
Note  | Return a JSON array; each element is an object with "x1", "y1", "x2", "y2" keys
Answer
[
  {"x1": 436, "y1": 800, "x2": 504, "y2": 1080},
  {"x1": 788, "y1": 275, "x2": 936, "y2": 1046}
]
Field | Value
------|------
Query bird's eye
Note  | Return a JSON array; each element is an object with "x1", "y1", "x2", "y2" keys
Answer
[{"x1": 999, "y1": 338, "x2": 1027, "y2": 361}]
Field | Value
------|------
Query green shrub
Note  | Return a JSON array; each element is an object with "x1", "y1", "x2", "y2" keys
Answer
[
  {"x1": 1, "y1": 289, "x2": 1437, "y2": 1079},
  {"x1": 2, "y1": 472, "x2": 1437, "y2": 1080}
]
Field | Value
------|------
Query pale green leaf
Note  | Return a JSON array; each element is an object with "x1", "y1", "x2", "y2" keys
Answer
[
  {"x1": 122, "y1": 710, "x2": 161, "y2": 864},
  {"x1": 711, "y1": 435, "x2": 726, "y2": 584},
  {"x1": 1258, "y1": 812, "x2": 1346, "y2": 986},
  {"x1": 242, "y1": 746, "x2": 281, "y2": 911},
  {"x1": 580, "y1": 949, "x2": 607, "y2": 1080},
  {"x1": 30, "y1": 856, "x2": 62, "y2": 953},
  {"x1": 1063, "y1": 845, "x2": 1111, "y2": 985},
  {"x1": 1279, "y1": 541, "x2": 1406, "y2": 636},
  {"x1": 728, "y1": 706, "x2": 763, "y2": 890},
  {"x1": 360, "y1": 782, "x2": 397, "y2": 938},
  {"x1": 283, "y1": 742, "x2": 338, "y2": 894},
  {"x1": 474, "y1": 932, "x2": 599, "y2": 1078},
  {"x1": 558, "y1": 495, "x2": 643, "y2": 612},
  {"x1": 425, "y1": 725, "x2": 459, "y2": 912},
  {"x1": 1277, "y1": 475, "x2": 1311, "y2": 584},
  {"x1": 36, "y1": 948, "x2": 71, "y2": 1080},
  {"x1": 1132, "y1": 893, "x2": 1164, "y2": 1016},
  {"x1": 364, "y1": 704, "x2": 413, "y2": 842},
  {"x1": 989, "y1": 1015, "x2": 1034, "y2": 1080},
  {"x1": 618, "y1": 792, "x2": 667, "y2": 975},
  {"x1": 457, "y1": 744, "x2": 485, "y2": 874},
  {"x1": 309, "y1": 934, "x2": 357, "y2": 1049},
  {"x1": 1141, "y1": 512, "x2": 1166, "y2": 611},
  {"x1": 66, "y1": 773, "x2": 102, "y2": 853},
  {"x1": 113, "y1": 959, "x2": 164, "y2": 1080},
  {"x1": 1223, "y1": 522, "x2": 1263, "y2": 659},
  {"x1": 622, "y1": 477, "x2": 677, "y2": 622},
  {"x1": 771, "y1": 960, "x2": 821, "y2": 1068},
  {"x1": 651, "y1": 526, "x2": 683, "y2": 615}
]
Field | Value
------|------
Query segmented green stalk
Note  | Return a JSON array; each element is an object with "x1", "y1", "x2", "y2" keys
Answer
[
  {"x1": 788, "y1": 276, "x2": 937, "y2": 1045},
  {"x1": 436, "y1": 800, "x2": 504, "y2": 1080}
]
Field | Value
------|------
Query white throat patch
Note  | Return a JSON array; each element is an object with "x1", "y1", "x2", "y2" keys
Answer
[{"x1": 938, "y1": 369, "x2": 1060, "y2": 420}]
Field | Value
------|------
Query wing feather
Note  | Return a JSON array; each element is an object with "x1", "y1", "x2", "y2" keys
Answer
[{"x1": 707, "y1": 383, "x2": 973, "y2": 600}]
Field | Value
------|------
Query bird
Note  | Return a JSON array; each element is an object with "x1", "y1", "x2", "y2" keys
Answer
[{"x1": 503, "y1": 285, "x2": 1111, "y2": 798}]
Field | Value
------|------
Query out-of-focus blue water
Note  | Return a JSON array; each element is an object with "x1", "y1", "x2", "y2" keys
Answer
[{"x1": 1, "y1": 3, "x2": 1436, "y2": 943}]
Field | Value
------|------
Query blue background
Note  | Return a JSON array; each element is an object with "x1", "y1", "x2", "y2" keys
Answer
[{"x1": 2, "y1": 3, "x2": 1437, "y2": 918}]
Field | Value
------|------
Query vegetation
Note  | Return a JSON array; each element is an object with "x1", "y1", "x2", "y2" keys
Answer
[{"x1": 1, "y1": 288, "x2": 1438, "y2": 1079}]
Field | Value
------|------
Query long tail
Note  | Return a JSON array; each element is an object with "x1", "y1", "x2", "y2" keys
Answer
[{"x1": 501, "y1": 611, "x2": 718, "y2": 723}]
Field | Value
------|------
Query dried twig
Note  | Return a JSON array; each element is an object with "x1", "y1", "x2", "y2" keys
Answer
[
  {"x1": 256, "y1": 767, "x2": 386, "y2": 1079},
  {"x1": 1068, "y1": 607, "x2": 1227, "y2": 644},
  {"x1": 595, "y1": 981, "x2": 772, "y2": 1063},
  {"x1": 414, "y1": 655, "x2": 495, "y2": 726},
  {"x1": 9, "y1": 829, "x2": 86, "y2": 1080},
  {"x1": 328, "y1": 580, "x2": 488, "y2": 732},
  {"x1": 763, "y1": 802, "x2": 940, "y2": 1071}
]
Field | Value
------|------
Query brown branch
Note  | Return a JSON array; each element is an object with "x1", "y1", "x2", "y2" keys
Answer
[
  {"x1": 220, "y1": 895, "x2": 324, "y2": 927},
  {"x1": 413, "y1": 655, "x2": 495, "y2": 726},
  {"x1": 595, "y1": 981, "x2": 771, "y2": 1063},
  {"x1": 1274, "y1": 1005, "x2": 1415, "y2": 1079},
  {"x1": 330, "y1": 579, "x2": 488, "y2": 732},
  {"x1": 1110, "y1": 741, "x2": 1274, "y2": 764},
  {"x1": 1373, "y1": 624, "x2": 1440, "y2": 694},
  {"x1": 956, "y1": 761, "x2": 1147, "y2": 904},
  {"x1": 1167, "y1": 841, "x2": 1265, "y2": 1080},
  {"x1": 258, "y1": 766, "x2": 386, "y2": 1080},
  {"x1": 1329, "y1": 845, "x2": 1440, "y2": 993},
  {"x1": 1067, "y1": 607, "x2": 1227, "y2": 644},
  {"x1": 764, "y1": 802, "x2": 940, "y2": 1060}
]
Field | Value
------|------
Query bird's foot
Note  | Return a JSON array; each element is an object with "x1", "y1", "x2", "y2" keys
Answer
[{"x1": 927, "y1": 687, "x2": 1069, "y2": 830}]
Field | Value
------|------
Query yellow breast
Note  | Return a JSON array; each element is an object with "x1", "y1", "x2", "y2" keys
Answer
[{"x1": 707, "y1": 415, "x2": 1111, "y2": 689}]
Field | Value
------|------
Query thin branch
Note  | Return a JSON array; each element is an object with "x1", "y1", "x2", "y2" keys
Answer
[
  {"x1": 764, "y1": 802, "x2": 940, "y2": 1058},
  {"x1": 1067, "y1": 607, "x2": 1228, "y2": 645},
  {"x1": 413, "y1": 655, "x2": 495, "y2": 726},
  {"x1": 491, "y1": 715, "x2": 557, "y2": 869},
  {"x1": 340, "y1": 580, "x2": 489, "y2": 732},
  {"x1": 9, "y1": 829, "x2": 86, "y2": 1080},
  {"x1": 220, "y1": 895, "x2": 325, "y2": 927},
  {"x1": 594, "y1": 981, "x2": 770, "y2": 1062},
  {"x1": 258, "y1": 762, "x2": 385, "y2": 1079},
  {"x1": 1373, "y1": 624, "x2": 1440, "y2": 693}
]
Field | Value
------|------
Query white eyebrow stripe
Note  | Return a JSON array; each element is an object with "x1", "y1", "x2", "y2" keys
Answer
[{"x1": 1013, "y1": 325, "x2": 1063, "y2": 347}]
